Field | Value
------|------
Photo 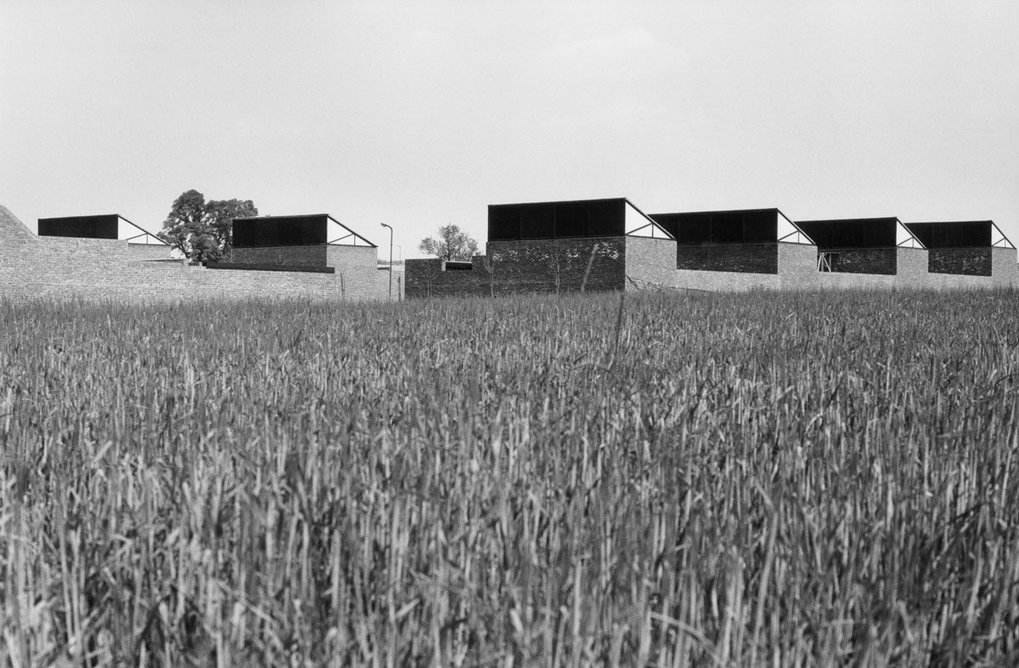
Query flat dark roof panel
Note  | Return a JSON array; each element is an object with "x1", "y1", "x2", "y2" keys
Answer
[
  {"x1": 489, "y1": 205, "x2": 521, "y2": 241},
  {"x1": 488, "y1": 198, "x2": 627, "y2": 240},
  {"x1": 38, "y1": 214, "x2": 119, "y2": 239},
  {"x1": 232, "y1": 215, "x2": 328, "y2": 248},
  {"x1": 582, "y1": 199, "x2": 624, "y2": 237},
  {"x1": 520, "y1": 204, "x2": 554, "y2": 239},
  {"x1": 649, "y1": 209, "x2": 777, "y2": 245},
  {"x1": 905, "y1": 221, "x2": 992, "y2": 248},
  {"x1": 797, "y1": 218, "x2": 898, "y2": 249}
]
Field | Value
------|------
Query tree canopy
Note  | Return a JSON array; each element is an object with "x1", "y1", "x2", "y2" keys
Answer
[
  {"x1": 418, "y1": 224, "x2": 479, "y2": 261},
  {"x1": 159, "y1": 190, "x2": 257, "y2": 262}
]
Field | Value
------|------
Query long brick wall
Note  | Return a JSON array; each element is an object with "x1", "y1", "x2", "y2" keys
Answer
[
  {"x1": 0, "y1": 205, "x2": 398, "y2": 303},
  {"x1": 406, "y1": 234, "x2": 1019, "y2": 297},
  {"x1": 405, "y1": 238, "x2": 626, "y2": 298}
]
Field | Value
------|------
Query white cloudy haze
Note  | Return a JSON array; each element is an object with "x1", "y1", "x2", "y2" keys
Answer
[{"x1": 3, "y1": 1, "x2": 1018, "y2": 255}]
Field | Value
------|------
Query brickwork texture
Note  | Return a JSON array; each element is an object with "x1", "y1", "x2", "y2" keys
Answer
[
  {"x1": 676, "y1": 244, "x2": 778, "y2": 274},
  {"x1": 928, "y1": 248, "x2": 992, "y2": 276},
  {"x1": 230, "y1": 244, "x2": 328, "y2": 267},
  {"x1": 405, "y1": 238, "x2": 625, "y2": 299}
]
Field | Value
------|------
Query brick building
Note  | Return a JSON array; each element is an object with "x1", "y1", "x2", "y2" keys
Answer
[
  {"x1": 794, "y1": 217, "x2": 928, "y2": 286},
  {"x1": 648, "y1": 208, "x2": 814, "y2": 274},
  {"x1": 404, "y1": 198, "x2": 674, "y2": 298},
  {"x1": 904, "y1": 220, "x2": 1017, "y2": 285},
  {"x1": 38, "y1": 213, "x2": 170, "y2": 260}
]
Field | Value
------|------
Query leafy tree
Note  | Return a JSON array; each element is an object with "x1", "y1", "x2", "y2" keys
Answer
[
  {"x1": 205, "y1": 198, "x2": 258, "y2": 254},
  {"x1": 160, "y1": 189, "x2": 205, "y2": 258},
  {"x1": 418, "y1": 224, "x2": 479, "y2": 261},
  {"x1": 159, "y1": 189, "x2": 257, "y2": 262}
]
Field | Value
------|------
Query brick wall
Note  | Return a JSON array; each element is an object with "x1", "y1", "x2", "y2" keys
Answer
[
  {"x1": 895, "y1": 248, "x2": 929, "y2": 287},
  {"x1": 407, "y1": 235, "x2": 1019, "y2": 296},
  {"x1": 624, "y1": 237, "x2": 676, "y2": 290},
  {"x1": 778, "y1": 243, "x2": 823, "y2": 289},
  {"x1": 405, "y1": 238, "x2": 626, "y2": 298},
  {"x1": 326, "y1": 245, "x2": 397, "y2": 300},
  {"x1": 928, "y1": 248, "x2": 992, "y2": 276},
  {"x1": 992, "y1": 248, "x2": 1019, "y2": 286},
  {"x1": 404, "y1": 257, "x2": 493, "y2": 299},
  {"x1": 126, "y1": 243, "x2": 173, "y2": 261},
  {"x1": 0, "y1": 205, "x2": 396, "y2": 303},
  {"x1": 489, "y1": 238, "x2": 626, "y2": 293},
  {"x1": 626, "y1": 237, "x2": 781, "y2": 291},
  {"x1": 0, "y1": 205, "x2": 40, "y2": 246},
  {"x1": 230, "y1": 244, "x2": 328, "y2": 266},
  {"x1": 676, "y1": 243, "x2": 778, "y2": 273}
]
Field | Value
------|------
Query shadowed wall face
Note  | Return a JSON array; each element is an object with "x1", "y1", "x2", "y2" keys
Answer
[
  {"x1": 928, "y1": 248, "x2": 992, "y2": 276},
  {"x1": 820, "y1": 248, "x2": 897, "y2": 275},
  {"x1": 676, "y1": 244, "x2": 778, "y2": 273}
]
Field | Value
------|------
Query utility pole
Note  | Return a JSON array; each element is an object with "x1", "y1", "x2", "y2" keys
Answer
[{"x1": 380, "y1": 223, "x2": 393, "y2": 299}]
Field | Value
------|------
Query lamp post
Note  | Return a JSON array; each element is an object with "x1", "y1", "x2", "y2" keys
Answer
[{"x1": 380, "y1": 223, "x2": 393, "y2": 299}]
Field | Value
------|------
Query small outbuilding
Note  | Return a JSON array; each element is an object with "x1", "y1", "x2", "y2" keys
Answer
[
  {"x1": 904, "y1": 220, "x2": 1015, "y2": 277},
  {"x1": 38, "y1": 214, "x2": 166, "y2": 245},
  {"x1": 407, "y1": 197, "x2": 674, "y2": 298},
  {"x1": 796, "y1": 217, "x2": 924, "y2": 275},
  {"x1": 229, "y1": 214, "x2": 376, "y2": 268},
  {"x1": 648, "y1": 208, "x2": 813, "y2": 273}
]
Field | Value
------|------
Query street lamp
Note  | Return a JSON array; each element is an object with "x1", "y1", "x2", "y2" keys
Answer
[{"x1": 380, "y1": 223, "x2": 393, "y2": 299}]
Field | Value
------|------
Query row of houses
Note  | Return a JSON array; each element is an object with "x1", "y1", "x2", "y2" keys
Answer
[
  {"x1": 34, "y1": 210, "x2": 393, "y2": 269},
  {"x1": 16, "y1": 199, "x2": 1019, "y2": 300},
  {"x1": 404, "y1": 198, "x2": 1018, "y2": 297}
]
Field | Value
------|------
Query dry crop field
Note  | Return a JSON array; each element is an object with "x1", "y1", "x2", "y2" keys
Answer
[{"x1": 2, "y1": 290, "x2": 1019, "y2": 666}]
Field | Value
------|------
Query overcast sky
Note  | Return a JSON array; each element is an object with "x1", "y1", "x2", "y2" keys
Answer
[{"x1": 3, "y1": 1, "x2": 1018, "y2": 256}]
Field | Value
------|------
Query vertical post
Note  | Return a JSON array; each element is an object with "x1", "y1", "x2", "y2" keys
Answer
[{"x1": 380, "y1": 223, "x2": 393, "y2": 300}]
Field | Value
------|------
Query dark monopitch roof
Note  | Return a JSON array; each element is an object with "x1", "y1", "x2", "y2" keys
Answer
[
  {"x1": 796, "y1": 217, "x2": 924, "y2": 250},
  {"x1": 487, "y1": 197, "x2": 672, "y2": 241},
  {"x1": 38, "y1": 214, "x2": 166, "y2": 244},
  {"x1": 904, "y1": 220, "x2": 1015, "y2": 249},
  {"x1": 232, "y1": 214, "x2": 375, "y2": 248},
  {"x1": 649, "y1": 208, "x2": 813, "y2": 245}
]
